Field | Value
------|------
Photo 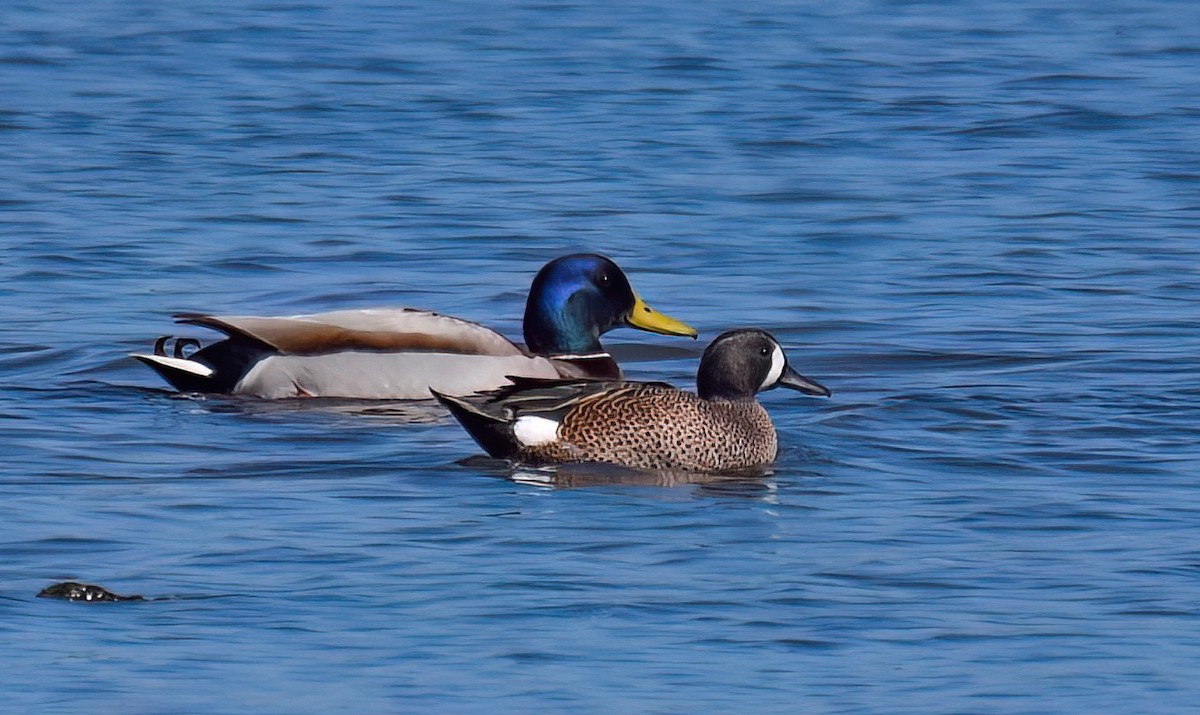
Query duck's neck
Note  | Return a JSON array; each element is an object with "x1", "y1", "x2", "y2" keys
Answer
[
  {"x1": 523, "y1": 296, "x2": 607, "y2": 357},
  {"x1": 698, "y1": 382, "x2": 759, "y2": 402},
  {"x1": 524, "y1": 321, "x2": 604, "y2": 356}
]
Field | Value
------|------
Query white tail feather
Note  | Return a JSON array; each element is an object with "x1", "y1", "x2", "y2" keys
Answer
[{"x1": 131, "y1": 354, "x2": 214, "y2": 378}]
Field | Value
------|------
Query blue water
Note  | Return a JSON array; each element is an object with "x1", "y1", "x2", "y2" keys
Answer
[{"x1": 3, "y1": 0, "x2": 1200, "y2": 711}]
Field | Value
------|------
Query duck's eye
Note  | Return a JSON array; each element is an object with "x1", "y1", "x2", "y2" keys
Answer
[
  {"x1": 760, "y1": 347, "x2": 770, "y2": 356},
  {"x1": 598, "y1": 273, "x2": 611, "y2": 285}
]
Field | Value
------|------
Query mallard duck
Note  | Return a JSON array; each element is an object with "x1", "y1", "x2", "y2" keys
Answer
[
  {"x1": 132, "y1": 254, "x2": 697, "y2": 399},
  {"x1": 434, "y1": 328, "x2": 830, "y2": 472}
]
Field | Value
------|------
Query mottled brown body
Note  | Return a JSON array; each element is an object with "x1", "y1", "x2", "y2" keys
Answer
[
  {"x1": 435, "y1": 329, "x2": 829, "y2": 475},
  {"x1": 520, "y1": 384, "x2": 778, "y2": 472}
]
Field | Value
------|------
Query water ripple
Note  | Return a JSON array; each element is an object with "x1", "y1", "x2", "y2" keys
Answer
[{"x1": 3, "y1": 0, "x2": 1200, "y2": 712}]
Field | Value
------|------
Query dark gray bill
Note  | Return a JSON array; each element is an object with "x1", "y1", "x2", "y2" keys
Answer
[{"x1": 777, "y1": 365, "x2": 831, "y2": 397}]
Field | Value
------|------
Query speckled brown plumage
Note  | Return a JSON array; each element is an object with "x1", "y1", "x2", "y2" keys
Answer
[
  {"x1": 434, "y1": 328, "x2": 831, "y2": 475},
  {"x1": 520, "y1": 384, "x2": 777, "y2": 471}
]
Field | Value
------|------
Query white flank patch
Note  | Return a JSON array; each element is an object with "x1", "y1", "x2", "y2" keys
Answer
[
  {"x1": 760, "y1": 344, "x2": 785, "y2": 390},
  {"x1": 136, "y1": 354, "x2": 214, "y2": 377},
  {"x1": 513, "y1": 415, "x2": 560, "y2": 447}
]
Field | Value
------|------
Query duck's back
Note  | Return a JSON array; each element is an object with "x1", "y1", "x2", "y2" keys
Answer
[{"x1": 528, "y1": 385, "x2": 778, "y2": 472}]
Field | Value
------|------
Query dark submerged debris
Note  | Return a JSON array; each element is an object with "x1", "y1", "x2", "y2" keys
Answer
[{"x1": 37, "y1": 581, "x2": 145, "y2": 602}]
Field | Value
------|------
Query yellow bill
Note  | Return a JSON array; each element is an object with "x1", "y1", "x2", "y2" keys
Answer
[{"x1": 626, "y1": 293, "x2": 698, "y2": 338}]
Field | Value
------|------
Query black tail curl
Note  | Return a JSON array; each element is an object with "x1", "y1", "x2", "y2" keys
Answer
[{"x1": 153, "y1": 336, "x2": 202, "y2": 358}]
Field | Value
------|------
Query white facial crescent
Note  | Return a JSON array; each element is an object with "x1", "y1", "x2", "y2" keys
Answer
[{"x1": 760, "y1": 344, "x2": 785, "y2": 390}]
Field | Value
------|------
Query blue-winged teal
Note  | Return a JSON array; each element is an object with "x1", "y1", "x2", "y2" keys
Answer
[
  {"x1": 132, "y1": 254, "x2": 697, "y2": 399},
  {"x1": 434, "y1": 328, "x2": 830, "y2": 472}
]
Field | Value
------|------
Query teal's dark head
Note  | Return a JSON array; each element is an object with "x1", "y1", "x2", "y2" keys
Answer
[
  {"x1": 522, "y1": 253, "x2": 696, "y2": 356},
  {"x1": 697, "y1": 329, "x2": 831, "y2": 402}
]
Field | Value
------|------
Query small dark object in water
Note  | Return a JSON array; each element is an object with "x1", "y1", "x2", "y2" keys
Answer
[{"x1": 37, "y1": 581, "x2": 144, "y2": 602}]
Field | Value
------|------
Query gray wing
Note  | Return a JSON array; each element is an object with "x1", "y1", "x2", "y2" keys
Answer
[{"x1": 177, "y1": 308, "x2": 528, "y2": 357}]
